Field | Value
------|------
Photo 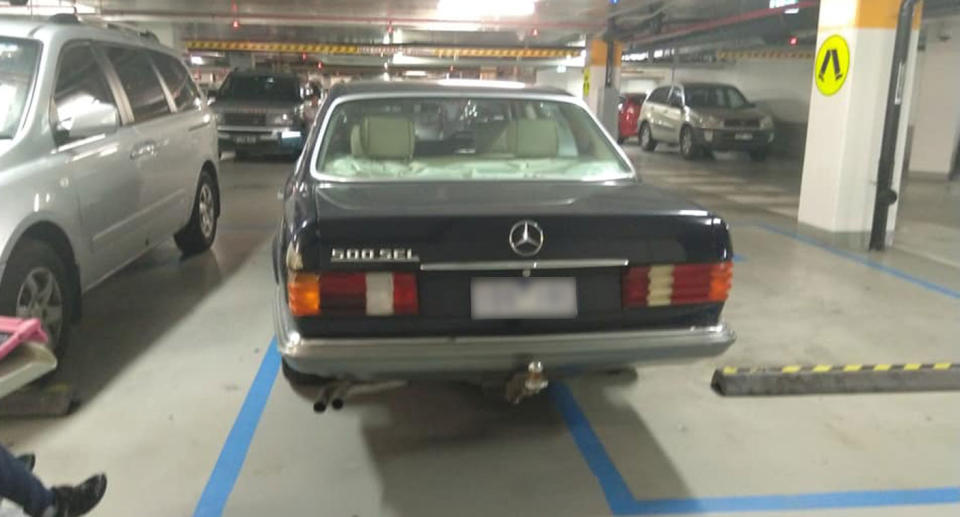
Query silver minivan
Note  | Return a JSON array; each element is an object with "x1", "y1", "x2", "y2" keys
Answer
[
  {"x1": 0, "y1": 17, "x2": 220, "y2": 353},
  {"x1": 638, "y1": 82, "x2": 775, "y2": 161}
]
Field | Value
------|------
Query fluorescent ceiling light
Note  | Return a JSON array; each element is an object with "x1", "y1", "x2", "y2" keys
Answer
[
  {"x1": 404, "y1": 70, "x2": 428, "y2": 77},
  {"x1": 0, "y1": 1, "x2": 96, "y2": 15},
  {"x1": 189, "y1": 55, "x2": 204, "y2": 65},
  {"x1": 436, "y1": 0, "x2": 535, "y2": 19}
]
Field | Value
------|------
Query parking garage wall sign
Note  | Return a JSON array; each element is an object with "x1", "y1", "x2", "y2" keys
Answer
[{"x1": 815, "y1": 35, "x2": 850, "y2": 96}]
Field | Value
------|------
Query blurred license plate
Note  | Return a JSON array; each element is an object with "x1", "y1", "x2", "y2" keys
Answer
[
  {"x1": 735, "y1": 133, "x2": 754, "y2": 141},
  {"x1": 471, "y1": 278, "x2": 577, "y2": 319},
  {"x1": 234, "y1": 135, "x2": 257, "y2": 144}
]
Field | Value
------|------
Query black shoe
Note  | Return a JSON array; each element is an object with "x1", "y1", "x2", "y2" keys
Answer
[
  {"x1": 51, "y1": 474, "x2": 107, "y2": 517},
  {"x1": 16, "y1": 453, "x2": 36, "y2": 472}
]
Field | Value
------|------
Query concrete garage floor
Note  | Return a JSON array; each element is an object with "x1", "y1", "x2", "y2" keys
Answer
[{"x1": 1, "y1": 149, "x2": 959, "y2": 517}]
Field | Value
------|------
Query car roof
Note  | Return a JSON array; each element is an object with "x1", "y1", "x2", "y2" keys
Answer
[
  {"x1": 677, "y1": 82, "x2": 738, "y2": 88},
  {"x1": 0, "y1": 16, "x2": 178, "y2": 56},
  {"x1": 328, "y1": 80, "x2": 572, "y2": 100},
  {"x1": 0, "y1": 18, "x2": 45, "y2": 39}
]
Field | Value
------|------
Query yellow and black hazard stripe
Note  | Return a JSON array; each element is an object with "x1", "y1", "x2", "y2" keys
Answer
[
  {"x1": 186, "y1": 40, "x2": 360, "y2": 54},
  {"x1": 716, "y1": 49, "x2": 815, "y2": 60},
  {"x1": 185, "y1": 40, "x2": 582, "y2": 60},
  {"x1": 720, "y1": 363, "x2": 958, "y2": 375},
  {"x1": 713, "y1": 362, "x2": 960, "y2": 397},
  {"x1": 433, "y1": 47, "x2": 581, "y2": 59}
]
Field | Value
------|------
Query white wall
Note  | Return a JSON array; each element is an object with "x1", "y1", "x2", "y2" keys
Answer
[
  {"x1": 534, "y1": 68, "x2": 584, "y2": 97},
  {"x1": 909, "y1": 18, "x2": 960, "y2": 177},
  {"x1": 621, "y1": 78, "x2": 658, "y2": 96}
]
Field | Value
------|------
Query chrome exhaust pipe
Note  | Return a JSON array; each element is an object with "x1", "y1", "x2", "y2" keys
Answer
[
  {"x1": 314, "y1": 382, "x2": 351, "y2": 413},
  {"x1": 330, "y1": 383, "x2": 351, "y2": 410},
  {"x1": 313, "y1": 384, "x2": 335, "y2": 413},
  {"x1": 506, "y1": 361, "x2": 549, "y2": 404}
]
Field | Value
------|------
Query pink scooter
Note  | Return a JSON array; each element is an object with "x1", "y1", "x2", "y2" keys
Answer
[
  {"x1": 0, "y1": 317, "x2": 56, "y2": 400},
  {"x1": 0, "y1": 317, "x2": 48, "y2": 362}
]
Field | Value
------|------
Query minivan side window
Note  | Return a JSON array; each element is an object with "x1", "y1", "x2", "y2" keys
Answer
[
  {"x1": 151, "y1": 52, "x2": 200, "y2": 112},
  {"x1": 668, "y1": 87, "x2": 684, "y2": 107},
  {"x1": 53, "y1": 44, "x2": 118, "y2": 143},
  {"x1": 104, "y1": 46, "x2": 171, "y2": 123},
  {"x1": 648, "y1": 87, "x2": 669, "y2": 104}
]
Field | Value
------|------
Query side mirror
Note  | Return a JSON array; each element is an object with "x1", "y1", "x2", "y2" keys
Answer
[
  {"x1": 670, "y1": 99, "x2": 684, "y2": 109},
  {"x1": 56, "y1": 102, "x2": 119, "y2": 142}
]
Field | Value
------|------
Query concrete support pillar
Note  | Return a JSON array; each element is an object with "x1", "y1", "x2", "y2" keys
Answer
[
  {"x1": 798, "y1": 0, "x2": 922, "y2": 246},
  {"x1": 583, "y1": 39, "x2": 622, "y2": 136}
]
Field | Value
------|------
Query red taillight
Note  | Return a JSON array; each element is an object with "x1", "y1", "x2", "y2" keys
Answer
[
  {"x1": 287, "y1": 271, "x2": 419, "y2": 317},
  {"x1": 392, "y1": 272, "x2": 419, "y2": 315},
  {"x1": 320, "y1": 272, "x2": 366, "y2": 315},
  {"x1": 622, "y1": 266, "x2": 650, "y2": 307},
  {"x1": 622, "y1": 262, "x2": 732, "y2": 309}
]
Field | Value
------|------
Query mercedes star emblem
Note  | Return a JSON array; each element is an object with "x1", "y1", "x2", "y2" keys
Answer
[{"x1": 509, "y1": 220, "x2": 544, "y2": 257}]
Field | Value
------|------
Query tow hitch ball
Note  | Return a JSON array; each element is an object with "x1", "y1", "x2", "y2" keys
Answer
[{"x1": 506, "y1": 361, "x2": 549, "y2": 404}]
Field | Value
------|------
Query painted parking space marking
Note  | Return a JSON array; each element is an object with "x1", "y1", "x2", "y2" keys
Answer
[
  {"x1": 194, "y1": 340, "x2": 281, "y2": 517},
  {"x1": 550, "y1": 383, "x2": 960, "y2": 515},
  {"x1": 755, "y1": 223, "x2": 960, "y2": 300}
]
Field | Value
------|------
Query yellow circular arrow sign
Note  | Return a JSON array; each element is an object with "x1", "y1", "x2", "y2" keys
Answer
[{"x1": 815, "y1": 35, "x2": 850, "y2": 96}]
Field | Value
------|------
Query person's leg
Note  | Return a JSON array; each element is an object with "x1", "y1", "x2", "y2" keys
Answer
[{"x1": 0, "y1": 445, "x2": 54, "y2": 517}]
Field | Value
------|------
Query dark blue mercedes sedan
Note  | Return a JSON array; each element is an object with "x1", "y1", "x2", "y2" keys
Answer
[{"x1": 272, "y1": 80, "x2": 735, "y2": 407}]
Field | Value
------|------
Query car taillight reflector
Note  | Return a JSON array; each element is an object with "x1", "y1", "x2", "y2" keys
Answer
[
  {"x1": 287, "y1": 273, "x2": 321, "y2": 317},
  {"x1": 622, "y1": 262, "x2": 732, "y2": 309},
  {"x1": 287, "y1": 271, "x2": 419, "y2": 317}
]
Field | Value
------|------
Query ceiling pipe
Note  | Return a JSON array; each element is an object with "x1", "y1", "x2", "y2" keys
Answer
[
  {"x1": 97, "y1": 9, "x2": 604, "y2": 32},
  {"x1": 627, "y1": 0, "x2": 819, "y2": 45}
]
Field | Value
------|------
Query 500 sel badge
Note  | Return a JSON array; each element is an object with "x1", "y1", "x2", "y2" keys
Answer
[{"x1": 330, "y1": 248, "x2": 420, "y2": 263}]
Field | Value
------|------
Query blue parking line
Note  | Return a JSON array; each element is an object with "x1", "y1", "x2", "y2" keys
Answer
[
  {"x1": 194, "y1": 340, "x2": 281, "y2": 517},
  {"x1": 549, "y1": 383, "x2": 960, "y2": 515},
  {"x1": 755, "y1": 223, "x2": 960, "y2": 300}
]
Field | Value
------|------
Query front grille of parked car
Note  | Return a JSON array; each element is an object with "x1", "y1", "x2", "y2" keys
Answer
[
  {"x1": 223, "y1": 113, "x2": 266, "y2": 126},
  {"x1": 724, "y1": 119, "x2": 760, "y2": 128}
]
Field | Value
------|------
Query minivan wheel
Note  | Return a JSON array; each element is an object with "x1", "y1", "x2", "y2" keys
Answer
[
  {"x1": 0, "y1": 239, "x2": 74, "y2": 356},
  {"x1": 639, "y1": 123, "x2": 657, "y2": 151},
  {"x1": 680, "y1": 126, "x2": 700, "y2": 160},
  {"x1": 175, "y1": 170, "x2": 219, "y2": 256}
]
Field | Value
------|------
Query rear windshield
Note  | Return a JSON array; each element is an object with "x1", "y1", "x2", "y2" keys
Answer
[
  {"x1": 684, "y1": 85, "x2": 749, "y2": 109},
  {"x1": 218, "y1": 74, "x2": 301, "y2": 102},
  {"x1": 0, "y1": 37, "x2": 40, "y2": 138},
  {"x1": 315, "y1": 97, "x2": 632, "y2": 182}
]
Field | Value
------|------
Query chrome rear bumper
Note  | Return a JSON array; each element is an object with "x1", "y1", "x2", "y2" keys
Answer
[{"x1": 274, "y1": 288, "x2": 735, "y2": 380}]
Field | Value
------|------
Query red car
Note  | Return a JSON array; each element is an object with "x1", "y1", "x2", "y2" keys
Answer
[{"x1": 617, "y1": 93, "x2": 647, "y2": 144}]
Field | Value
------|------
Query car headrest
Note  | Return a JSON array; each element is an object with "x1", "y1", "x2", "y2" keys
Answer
[
  {"x1": 350, "y1": 115, "x2": 415, "y2": 160},
  {"x1": 475, "y1": 121, "x2": 515, "y2": 154},
  {"x1": 514, "y1": 119, "x2": 559, "y2": 159}
]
